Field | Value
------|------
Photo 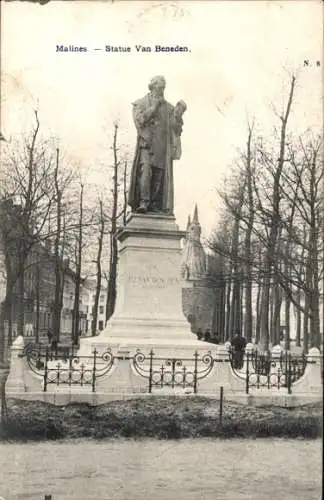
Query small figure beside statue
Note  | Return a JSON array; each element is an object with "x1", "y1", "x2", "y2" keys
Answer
[
  {"x1": 195, "y1": 329, "x2": 246, "y2": 368},
  {"x1": 196, "y1": 329, "x2": 221, "y2": 344},
  {"x1": 230, "y1": 331, "x2": 247, "y2": 369}
]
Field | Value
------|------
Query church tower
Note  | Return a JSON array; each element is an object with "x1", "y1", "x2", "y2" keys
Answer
[
  {"x1": 181, "y1": 204, "x2": 206, "y2": 280},
  {"x1": 181, "y1": 204, "x2": 225, "y2": 339}
]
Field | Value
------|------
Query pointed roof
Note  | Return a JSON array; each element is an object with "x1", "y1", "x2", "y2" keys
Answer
[
  {"x1": 192, "y1": 203, "x2": 199, "y2": 224},
  {"x1": 181, "y1": 203, "x2": 206, "y2": 280}
]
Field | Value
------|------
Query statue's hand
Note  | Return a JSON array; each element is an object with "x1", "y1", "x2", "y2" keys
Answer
[{"x1": 152, "y1": 97, "x2": 162, "y2": 111}]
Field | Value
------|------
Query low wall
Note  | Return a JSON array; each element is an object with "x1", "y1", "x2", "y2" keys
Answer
[{"x1": 5, "y1": 336, "x2": 323, "y2": 407}]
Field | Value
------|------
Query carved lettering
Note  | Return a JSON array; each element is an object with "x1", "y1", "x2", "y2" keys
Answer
[{"x1": 126, "y1": 273, "x2": 180, "y2": 288}]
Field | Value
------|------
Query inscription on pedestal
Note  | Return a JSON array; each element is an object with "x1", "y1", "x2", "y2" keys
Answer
[{"x1": 127, "y1": 274, "x2": 180, "y2": 288}]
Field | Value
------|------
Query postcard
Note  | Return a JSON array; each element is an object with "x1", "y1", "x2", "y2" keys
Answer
[{"x1": 0, "y1": 1, "x2": 322, "y2": 499}]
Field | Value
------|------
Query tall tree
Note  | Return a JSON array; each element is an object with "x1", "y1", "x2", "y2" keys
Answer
[
  {"x1": 258, "y1": 74, "x2": 295, "y2": 351},
  {"x1": 0, "y1": 110, "x2": 55, "y2": 338},
  {"x1": 92, "y1": 199, "x2": 105, "y2": 335},
  {"x1": 72, "y1": 181, "x2": 84, "y2": 345},
  {"x1": 105, "y1": 124, "x2": 129, "y2": 323}
]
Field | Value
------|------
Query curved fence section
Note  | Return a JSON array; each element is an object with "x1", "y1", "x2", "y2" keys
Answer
[
  {"x1": 19, "y1": 342, "x2": 318, "y2": 395},
  {"x1": 132, "y1": 350, "x2": 214, "y2": 393},
  {"x1": 21, "y1": 343, "x2": 114, "y2": 392},
  {"x1": 228, "y1": 347, "x2": 311, "y2": 394}
]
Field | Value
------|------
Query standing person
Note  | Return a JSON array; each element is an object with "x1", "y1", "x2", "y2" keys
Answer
[
  {"x1": 128, "y1": 76, "x2": 186, "y2": 215},
  {"x1": 231, "y1": 331, "x2": 247, "y2": 369},
  {"x1": 196, "y1": 329, "x2": 203, "y2": 341},
  {"x1": 204, "y1": 330, "x2": 211, "y2": 342},
  {"x1": 213, "y1": 333, "x2": 221, "y2": 344},
  {"x1": 47, "y1": 328, "x2": 53, "y2": 346}
]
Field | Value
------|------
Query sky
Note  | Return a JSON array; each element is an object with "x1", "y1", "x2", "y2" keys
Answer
[{"x1": 1, "y1": 0, "x2": 323, "y2": 239}]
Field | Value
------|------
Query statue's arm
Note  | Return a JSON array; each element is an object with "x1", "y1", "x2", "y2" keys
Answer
[{"x1": 133, "y1": 100, "x2": 159, "y2": 128}]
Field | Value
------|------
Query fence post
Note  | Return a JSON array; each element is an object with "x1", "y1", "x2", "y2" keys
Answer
[
  {"x1": 80, "y1": 364, "x2": 84, "y2": 386},
  {"x1": 92, "y1": 349, "x2": 97, "y2": 393},
  {"x1": 193, "y1": 351, "x2": 198, "y2": 394},
  {"x1": 68, "y1": 353, "x2": 72, "y2": 387},
  {"x1": 245, "y1": 352, "x2": 249, "y2": 394},
  {"x1": 287, "y1": 352, "x2": 292, "y2": 394},
  {"x1": 148, "y1": 350, "x2": 153, "y2": 393},
  {"x1": 219, "y1": 386, "x2": 224, "y2": 425},
  {"x1": 56, "y1": 363, "x2": 61, "y2": 386},
  {"x1": 43, "y1": 350, "x2": 48, "y2": 392},
  {"x1": 171, "y1": 359, "x2": 176, "y2": 389}
]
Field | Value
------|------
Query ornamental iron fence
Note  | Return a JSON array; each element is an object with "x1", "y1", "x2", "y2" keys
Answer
[
  {"x1": 19, "y1": 342, "x2": 317, "y2": 395},
  {"x1": 228, "y1": 347, "x2": 311, "y2": 394},
  {"x1": 132, "y1": 349, "x2": 214, "y2": 393},
  {"x1": 21, "y1": 343, "x2": 114, "y2": 392}
]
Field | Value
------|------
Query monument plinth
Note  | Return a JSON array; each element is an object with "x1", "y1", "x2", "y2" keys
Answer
[
  {"x1": 79, "y1": 213, "x2": 214, "y2": 358},
  {"x1": 102, "y1": 213, "x2": 190, "y2": 339}
]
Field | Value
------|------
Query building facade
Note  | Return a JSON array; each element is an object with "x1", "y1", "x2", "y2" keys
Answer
[
  {"x1": 0, "y1": 200, "x2": 86, "y2": 343},
  {"x1": 82, "y1": 280, "x2": 107, "y2": 335}
]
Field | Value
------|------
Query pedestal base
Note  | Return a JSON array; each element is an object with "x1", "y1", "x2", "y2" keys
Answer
[
  {"x1": 84, "y1": 213, "x2": 196, "y2": 346},
  {"x1": 78, "y1": 213, "x2": 220, "y2": 392}
]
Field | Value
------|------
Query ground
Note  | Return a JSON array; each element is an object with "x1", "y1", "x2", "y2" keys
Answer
[{"x1": 1, "y1": 396, "x2": 322, "y2": 440}]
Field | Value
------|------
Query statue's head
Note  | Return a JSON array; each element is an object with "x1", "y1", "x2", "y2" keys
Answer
[{"x1": 148, "y1": 76, "x2": 166, "y2": 96}]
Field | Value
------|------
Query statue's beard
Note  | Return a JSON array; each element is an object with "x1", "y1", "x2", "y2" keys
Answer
[{"x1": 152, "y1": 89, "x2": 164, "y2": 99}]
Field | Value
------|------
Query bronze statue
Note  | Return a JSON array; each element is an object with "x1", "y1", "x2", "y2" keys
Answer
[{"x1": 128, "y1": 76, "x2": 186, "y2": 214}]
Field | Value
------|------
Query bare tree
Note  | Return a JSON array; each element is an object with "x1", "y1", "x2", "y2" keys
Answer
[
  {"x1": 105, "y1": 124, "x2": 129, "y2": 323},
  {"x1": 72, "y1": 181, "x2": 84, "y2": 345},
  {"x1": 92, "y1": 199, "x2": 105, "y2": 336},
  {"x1": 51, "y1": 148, "x2": 76, "y2": 343},
  {"x1": 0, "y1": 110, "x2": 55, "y2": 339},
  {"x1": 258, "y1": 74, "x2": 295, "y2": 351}
]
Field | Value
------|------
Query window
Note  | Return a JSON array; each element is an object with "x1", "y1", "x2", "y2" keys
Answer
[
  {"x1": 85, "y1": 306, "x2": 89, "y2": 314},
  {"x1": 99, "y1": 306, "x2": 104, "y2": 314},
  {"x1": 100, "y1": 294, "x2": 104, "y2": 302},
  {"x1": 98, "y1": 320, "x2": 104, "y2": 331}
]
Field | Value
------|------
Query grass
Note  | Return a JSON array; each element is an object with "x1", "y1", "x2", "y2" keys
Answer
[{"x1": 0, "y1": 396, "x2": 322, "y2": 441}]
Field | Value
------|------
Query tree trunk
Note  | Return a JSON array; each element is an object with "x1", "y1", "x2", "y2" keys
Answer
[
  {"x1": 73, "y1": 184, "x2": 84, "y2": 346},
  {"x1": 35, "y1": 262, "x2": 40, "y2": 343},
  {"x1": 284, "y1": 291, "x2": 291, "y2": 351},
  {"x1": 243, "y1": 124, "x2": 254, "y2": 342},
  {"x1": 259, "y1": 75, "x2": 295, "y2": 352},
  {"x1": 17, "y1": 257, "x2": 25, "y2": 337},
  {"x1": 303, "y1": 290, "x2": 310, "y2": 354},
  {"x1": 225, "y1": 276, "x2": 232, "y2": 341},
  {"x1": 92, "y1": 200, "x2": 104, "y2": 335},
  {"x1": 106, "y1": 234, "x2": 118, "y2": 322},
  {"x1": 269, "y1": 281, "x2": 274, "y2": 344},
  {"x1": 53, "y1": 149, "x2": 62, "y2": 343},
  {"x1": 295, "y1": 288, "x2": 301, "y2": 347},
  {"x1": 308, "y1": 156, "x2": 321, "y2": 349},
  {"x1": 255, "y1": 279, "x2": 261, "y2": 344},
  {"x1": 106, "y1": 124, "x2": 120, "y2": 323},
  {"x1": 272, "y1": 282, "x2": 282, "y2": 346}
]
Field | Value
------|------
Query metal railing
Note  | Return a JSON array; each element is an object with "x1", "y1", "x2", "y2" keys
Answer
[
  {"x1": 20, "y1": 342, "x2": 317, "y2": 395},
  {"x1": 132, "y1": 349, "x2": 214, "y2": 393},
  {"x1": 22, "y1": 343, "x2": 114, "y2": 392},
  {"x1": 228, "y1": 347, "x2": 311, "y2": 394}
]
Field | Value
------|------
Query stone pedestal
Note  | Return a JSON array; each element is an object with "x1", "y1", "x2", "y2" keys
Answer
[{"x1": 79, "y1": 213, "x2": 218, "y2": 370}]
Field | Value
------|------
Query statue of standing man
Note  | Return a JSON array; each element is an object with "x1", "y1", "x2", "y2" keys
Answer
[{"x1": 128, "y1": 76, "x2": 186, "y2": 215}]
